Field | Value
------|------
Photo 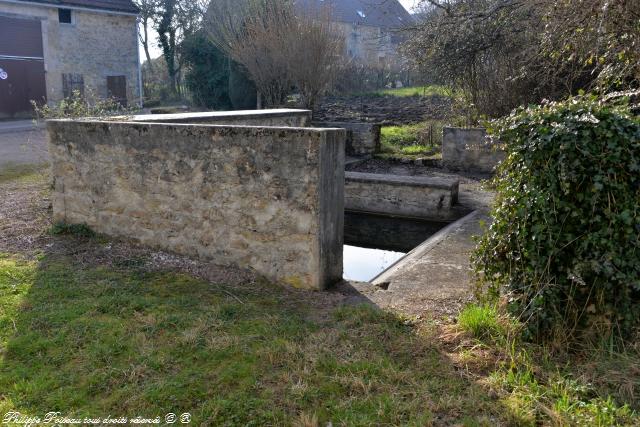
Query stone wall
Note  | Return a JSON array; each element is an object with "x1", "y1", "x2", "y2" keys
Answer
[
  {"x1": 48, "y1": 120, "x2": 345, "y2": 290},
  {"x1": 345, "y1": 172, "x2": 460, "y2": 222},
  {"x1": 442, "y1": 127, "x2": 506, "y2": 173},
  {"x1": 0, "y1": 3, "x2": 140, "y2": 105},
  {"x1": 133, "y1": 109, "x2": 312, "y2": 128},
  {"x1": 313, "y1": 122, "x2": 380, "y2": 157}
]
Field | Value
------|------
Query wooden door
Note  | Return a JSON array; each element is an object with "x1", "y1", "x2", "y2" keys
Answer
[
  {"x1": 0, "y1": 16, "x2": 46, "y2": 118},
  {"x1": 107, "y1": 75, "x2": 127, "y2": 107}
]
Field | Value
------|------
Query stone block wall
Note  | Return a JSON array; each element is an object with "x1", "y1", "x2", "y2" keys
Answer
[
  {"x1": 48, "y1": 120, "x2": 345, "y2": 290},
  {"x1": 314, "y1": 122, "x2": 381, "y2": 157},
  {"x1": 442, "y1": 127, "x2": 506, "y2": 173},
  {"x1": 345, "y1": 172, "x2": 460, "y2": 222},
  {"x1": 133, "y1": 109, "x2": 312, "y2": 128}
]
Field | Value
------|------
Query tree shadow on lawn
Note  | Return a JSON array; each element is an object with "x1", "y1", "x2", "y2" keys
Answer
[{"x1": 0, "y1": 247, "x2": 514, "y2": 426}]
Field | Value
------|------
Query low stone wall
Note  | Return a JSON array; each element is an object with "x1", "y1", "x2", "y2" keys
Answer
[
  {"x1": 442, "y1": 127, "x2": 505, "y2": 173},
  {"x1": 48, "y1": 119, "x2": 345, "y2": 290},
  {"x1": 132, "y1": 109, "x2": 312, "y2": 127},
  {"x1": 314, "y1": 122, "x2": 381, "y2": 157},
  {"x1": 344, "y1": 172, "x2": 460, "y2": 221}
]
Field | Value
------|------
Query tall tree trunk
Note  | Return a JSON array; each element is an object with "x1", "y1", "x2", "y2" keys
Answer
[{"x1": 158, "y1": 0, "x2": 178, "y2": 96}]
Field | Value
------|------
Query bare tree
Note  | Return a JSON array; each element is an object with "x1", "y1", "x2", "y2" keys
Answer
[
  {"x1": 154, "y1": 0, "x2": 207, "y2": 96},
  {"x1": 206, "y1": 0, "x2": 344, "y2": 109},
  {"x1": 404, "y1": 0, "x2": 639, "y2": 118},
  {"x1": 288, "y1": 6, "x2": 345, "y2": 109}
]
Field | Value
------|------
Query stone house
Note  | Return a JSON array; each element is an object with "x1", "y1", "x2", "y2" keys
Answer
[
  {"x1": 0, "y1": 0, "x2": 140, "y2": 118},
  {"x1": 298, "y1": 0, "x2": 412, "y2": 70}
]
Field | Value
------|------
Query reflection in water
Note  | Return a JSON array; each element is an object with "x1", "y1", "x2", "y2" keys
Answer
[
  {"x1": 343, "y1": 245, "x2": 406, "y2": 282},
  {"x1": 343, "y1": 212, "x2": 448, "y2": 282}
]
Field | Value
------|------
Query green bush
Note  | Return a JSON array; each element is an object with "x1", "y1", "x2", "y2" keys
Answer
[
  {"x1": 182, "y1": 31, "x2": 232, "y2": 110},
  {"x1": 473, "y1": 97, "x2": 640, "y2": 342}
]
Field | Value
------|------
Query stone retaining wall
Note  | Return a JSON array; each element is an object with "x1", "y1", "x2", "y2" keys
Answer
[
  {"x1": 132, "y1": 109, "x2": 311, "y2": 127},
  {"x1": 48, "y1": 119, "x2": 345, "y2": 290},
  {"x1": 345, "y1": 172, "x2": 460, "y2": 221},
  {"x1": 314, "y1": 122, "x2": 381, "y2": 157},
  {"x1": 442, "y1": 127, "x2": 505, "y2": 173}
]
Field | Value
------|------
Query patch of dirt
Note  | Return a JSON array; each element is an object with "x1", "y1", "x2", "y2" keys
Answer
[{"x1": 314, "y1": 94, "x2": 453, "y2": 125}]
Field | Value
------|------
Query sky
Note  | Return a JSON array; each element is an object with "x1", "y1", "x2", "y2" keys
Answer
[
  {"x1": 399, "y1": 0, "x2": 419, "y2": 11},
  {"x1": 141, "y1": 0, "x2": 420, "y2": 61}
]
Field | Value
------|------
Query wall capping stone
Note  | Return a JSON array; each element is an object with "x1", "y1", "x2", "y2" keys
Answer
[
  {"x1": 345, "y1": 171, "x2": 458, "y2": 191},
  {"x1": 131, "y1": 109, "x2": 312, "y2": 127}
]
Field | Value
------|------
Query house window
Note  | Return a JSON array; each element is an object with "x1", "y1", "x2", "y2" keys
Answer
[
  {"x1": 62, "y1": 73, "x2": 84, "y2": 99},
  {"x1": 58, "y1": 9, "x2": 72, "y2": 24}
]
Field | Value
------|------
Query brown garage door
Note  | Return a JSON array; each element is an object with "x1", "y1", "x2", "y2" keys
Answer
[
  {"x1": 0, "y1": 15, "x2": 46, "y2": 118},
  {"x1": 0, "y1": 59, "x2": 47, "y2": 118}
]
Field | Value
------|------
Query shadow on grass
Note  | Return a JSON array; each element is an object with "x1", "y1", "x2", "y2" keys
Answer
[{"x1": 0, "y1": 249, "x2": 513, "y2": 426}]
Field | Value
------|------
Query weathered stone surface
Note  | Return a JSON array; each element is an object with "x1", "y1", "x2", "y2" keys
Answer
[
  {"x1": 314, "y1": 122, "x2": 381, "y2": 157},
  {"x1": 442, "y1": 127, "x2": 506, "y2": 173},
  {"x1": 344, "y1": 171, "x2": 460, "y2": 221},
  {"x1": 132, "y1": 109, "x2": 311, "y2": 128},
  {"x1": 47, "y1": 119, "x2": 345, "y2": 290}
]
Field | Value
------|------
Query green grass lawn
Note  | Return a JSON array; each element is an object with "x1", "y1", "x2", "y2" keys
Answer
[
  {"x1": 0, "y1": 254, "x2": 501, "y2": 425},
  {"x1": 365, "y1": 85, "x2": 453, "y2": 98},
  {"x1": 380, "y1": 121, "x2": 444, "y2": 156}
]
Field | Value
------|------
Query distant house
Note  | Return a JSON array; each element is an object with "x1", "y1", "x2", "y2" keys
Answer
[
  {"x1": 0, "y1": 0, "x2": 141, "y2": 118},
  {"x1": 298, "y1": 0, "x2": 412, "y2": 69}
]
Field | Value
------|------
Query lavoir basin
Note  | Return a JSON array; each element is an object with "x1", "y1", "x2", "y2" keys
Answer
[{"x1": 343, "y1": 212, "x2": 449, "y2": 282}]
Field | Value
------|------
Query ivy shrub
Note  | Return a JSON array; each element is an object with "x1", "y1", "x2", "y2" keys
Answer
[{"x1": 473, "y1": 97, "x2": 640, "y2": 342}]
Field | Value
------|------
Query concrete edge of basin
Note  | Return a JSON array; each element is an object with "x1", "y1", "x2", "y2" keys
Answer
[
  {"x1": 371, "y1": 210, "x2": 480, "y2": 284},
  {"x1": 345, "y1": 171, "x2": 459, "y2": 191}
]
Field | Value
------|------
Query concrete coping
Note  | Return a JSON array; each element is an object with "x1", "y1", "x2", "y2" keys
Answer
[
  {"x1": 313, "y1": 121, "x2": 382, "y2": 128},
  {"x1": 130, "y1": 109, "x2": 311, "y2": 122},
  {"x1": 372, "y1": 210, "x2": 480, "y2": 284},
  {"x1": 443, "y1": 126, "x2": 486, "y2": 130},
  {"x1": 345, "y1": 171, "x2": 459, "y2": 191}
]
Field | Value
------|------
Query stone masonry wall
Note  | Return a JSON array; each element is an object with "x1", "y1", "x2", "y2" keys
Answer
[
  {"x1": 0, "y1": 3, "x2": 140, "y2": 105},
  {"x1": 314, "y1": 122, "x2": 381, "y2": 157},
  {"x1": 48, "y1": 120, "x2": 345, "y2": 290},
  {"x1": 345, "y1": 172, "x2": 460, "y2": 222},
  {"x1": 442, "y1": 127, "x2": 506, "y2": 173}
]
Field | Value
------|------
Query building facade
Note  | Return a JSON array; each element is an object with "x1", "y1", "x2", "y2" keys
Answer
[
  {"x1": 0, "y1": 0, "x2": 140, "y2": 118},
  {"x1": 298, "y1": 0, "x2": 411, "y2": 70}
]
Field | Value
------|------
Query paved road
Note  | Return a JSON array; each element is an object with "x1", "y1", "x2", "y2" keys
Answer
[{"x1": 0, "y1": 123, "x2": 49, "y2": 169}]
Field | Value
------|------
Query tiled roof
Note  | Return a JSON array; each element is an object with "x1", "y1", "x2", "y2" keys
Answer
[
  {"x1": 297, "y1": 0, "x2": 412, "y2": 28},
  {"x1": 12, "y1": 0, "x2": 139, "y2": 14}
]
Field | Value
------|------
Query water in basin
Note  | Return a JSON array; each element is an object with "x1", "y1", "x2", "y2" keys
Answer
[{"x1": 343, "y1": 212, "x2": 447, "y2": 282}]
